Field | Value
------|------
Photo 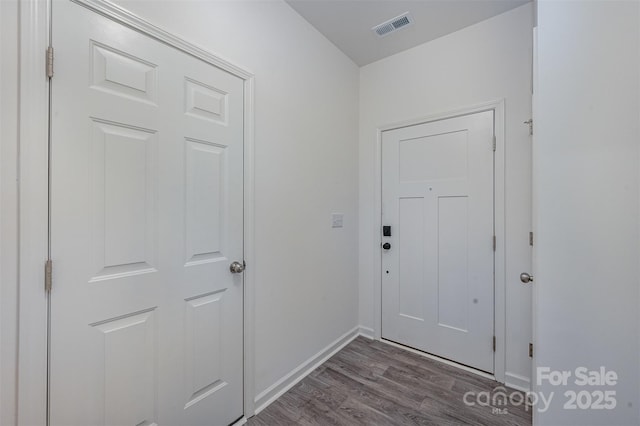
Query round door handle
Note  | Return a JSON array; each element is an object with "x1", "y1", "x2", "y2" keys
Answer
[
  {"x1": 382, "y1": 242, "x2": 391, "y2": 250},
  {"x1": 230, "y1": 261, "x2": 245, "y2": 274},
  {"x1": 520, "y1": 272, "x2": 533, "y2": 283}
]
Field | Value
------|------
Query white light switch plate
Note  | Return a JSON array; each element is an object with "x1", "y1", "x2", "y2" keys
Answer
[{"x1": 331, "y1": 213, "x2": 344, "y2": 228}]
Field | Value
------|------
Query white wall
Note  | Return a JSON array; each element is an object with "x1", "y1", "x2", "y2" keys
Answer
[
  {"x1": 535, "y1": 1, "x2": 640, "y2": 425},
  {"x1": 359, "y1": 4, "x2": 534, "y2": 388},
  {"x1": 0, "y1": 0, "x2": 19, "y2": 423},
  {"x1": 108, "y1": 0, "x2": 360, "y2": 404}
]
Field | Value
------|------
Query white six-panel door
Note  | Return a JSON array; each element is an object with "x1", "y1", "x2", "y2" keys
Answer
[
  {"x1": 381, "y1": 111, "x2": 495, "y2": 373},
  {"x1": 49, "y1": 1, "x2": 244, "y2": 424}
]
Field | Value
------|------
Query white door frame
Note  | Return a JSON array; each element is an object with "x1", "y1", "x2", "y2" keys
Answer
[
  {"x1": 531, "y1": 26, "x2": 540, "y2": 426},
  {"x1": 16, "y1": 0, "x2": 256, "y2": 423},
  {"x1": 373, "y1": 100, "x2": 506, "y2": 383}
]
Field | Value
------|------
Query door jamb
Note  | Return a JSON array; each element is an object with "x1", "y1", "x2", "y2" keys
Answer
[
  {"x1": 17, "y1": 0, "x2": 257, "y2": 423},
  {"x1": 373, "y1": 100, "x2": 506, "y2": 383},
  {"x1": 17, "y1": 0, "x2": 50, "y2": 424},
  {"x1": 531, "y1": 26, "x2": 539, "y2": 426}
]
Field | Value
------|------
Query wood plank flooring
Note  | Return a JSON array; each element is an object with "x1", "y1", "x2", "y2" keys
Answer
[{"x1": 247, "y1": 337, "x2": 532, "y2": 426}]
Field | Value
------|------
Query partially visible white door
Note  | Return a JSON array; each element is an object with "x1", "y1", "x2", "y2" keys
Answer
[
  {"x1": 49, "y1": 1, "x2": 244, "y2": 424},
  {"x1": 381, "y1": 111, "x2": 495, "y2": 373}
]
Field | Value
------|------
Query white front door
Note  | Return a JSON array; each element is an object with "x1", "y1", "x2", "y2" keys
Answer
[
  {"x1": 381, "y1": 111, "x2": 495, "y2": 373},
  {"x1": 49, "y1": 1, "x2": 244, "y2": 424}
]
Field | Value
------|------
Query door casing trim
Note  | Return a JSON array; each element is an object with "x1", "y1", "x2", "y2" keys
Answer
[
  {"x1": 17, "y1": 0, "x2": 257, "y2": 423},
  {"x1": 373, "y1": 99, "x2": 506, "y2": 383}
]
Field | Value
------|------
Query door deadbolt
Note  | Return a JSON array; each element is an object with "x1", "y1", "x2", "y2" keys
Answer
[{"x1": 382, "y1": 242, "x2": 391, "y2": 250}]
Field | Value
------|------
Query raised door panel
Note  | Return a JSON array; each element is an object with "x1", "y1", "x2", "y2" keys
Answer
[
  {"x1": 91, "y1": 309, "x2": 158, "y2": 426},
  {"x1": 90, "y1": 119, "x2": 158, "y2": 281},
  {"x1": 184, "y1": 291, "x2": 227, "y2": 410},
  {"x1": 184, "y1": 78, "x2": 228, "y2": 125},
  {"x1": 184, "y1": 138, "x2": 227, "y2": 266},
  {"x1": 91, "y1": 41, "x2": 158, "y2": 104}
]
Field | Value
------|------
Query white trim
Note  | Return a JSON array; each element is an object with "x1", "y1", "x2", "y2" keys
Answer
[
  {"x1": 231, "y1": 417, "x2": 248, "y2": 426},
  {"x1": 17, "y1": 0, "x2": 257, "y2": 422},
  {"x1": 253, "y1": 326, "x2": 360, "y2": 414},
  {"x1": 0, "y1": 1, "x2": 21, "y2": 425},
  {"x1": 531, "y1": 25, "x2": 540, "y2": 426},
  {"x1": 17, "y1": 0, "x2": 50, "y2": 424},
  {"x1": 372, "y1": 99, "x2": 507, "y2": 384},
  {"x1": 242, "y1": 75, "x2": 257, "y2": 417},
  {"x1": 71, "y1": 0, "x2": 254, "y2": 80},
  {"x1": 358, "y1": 325, "x2": 375, "y2": 340},
  {"x1": 505, "y1": 372, "x2": 531, "y2": 393},
  {"x1": 494, "y1": 100, "x2": 507, "y2": 385}
]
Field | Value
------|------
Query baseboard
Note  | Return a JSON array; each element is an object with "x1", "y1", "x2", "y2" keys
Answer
[
  {"x1": 253, "y1": 325, "x2": 360, "y2": 414},
  {"x1": 358, "y1": 325, "x2": 374, "y2": 340},
  {"x1": 231, "y1": 416, "x2": 247, "y2": 426},
  {"x1": 505, "y1": 372, "x2": 531, "y2": 392}
]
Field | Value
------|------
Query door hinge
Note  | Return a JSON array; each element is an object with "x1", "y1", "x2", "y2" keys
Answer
[
  {"x1": 492, "y1": 136, "x2": 496, "y2": 152},
  {"x1": 524, "y1": 119, "x2": 533, "y2": 136},
  {"x1": 44, "y1": 259, "x2": 53, "y2": 293},
  {"x1": 529, "y1": 342, "x2": 533, "y2": 358},
  {"x1": 529, "y1": 231, "x2": 534, "y2": 246},
  {"x1": 492, "y1": 235, "x2": 496, "y2": 251},
  {"x1": 493, "y1": 336, "x2": 496, "y2": 352},
  {"x1": 46, "y1": 46, "x2": 54, "y2": 78}
]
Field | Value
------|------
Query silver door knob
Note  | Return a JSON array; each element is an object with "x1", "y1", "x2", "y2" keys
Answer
[
  {"x1": 230, "y1": 261, "x2": 245, "y2": 274},
  {"x1": 520, "y1": 272, "x2": 533, "y2": 283}
]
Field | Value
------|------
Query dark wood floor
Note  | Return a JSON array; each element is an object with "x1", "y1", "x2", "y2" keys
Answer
[{"x1": 248, "y1": 337, "x2": 532, "y2": 426}]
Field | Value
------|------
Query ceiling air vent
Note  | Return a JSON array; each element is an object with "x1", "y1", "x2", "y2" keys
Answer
[{"x1": 372, "y1": 12, "x2": 414, "y2": 37}]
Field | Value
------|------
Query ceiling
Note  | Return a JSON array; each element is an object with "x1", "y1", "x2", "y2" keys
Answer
[{"x1": 285, "y1": 0, "x2": 530, "y2": 66}]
